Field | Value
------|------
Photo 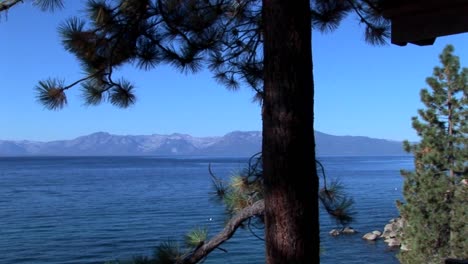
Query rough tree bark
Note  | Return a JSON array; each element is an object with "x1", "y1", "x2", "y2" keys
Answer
[{"x1": 262, "y1": 0, "x2": 319, "y2": 263}]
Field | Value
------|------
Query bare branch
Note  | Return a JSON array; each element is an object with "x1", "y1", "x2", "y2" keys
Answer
[{"x1": 63, "y1": 70, "x2": 103, "y2": 90}]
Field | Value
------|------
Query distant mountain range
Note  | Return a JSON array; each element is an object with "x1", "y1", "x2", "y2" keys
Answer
[{"x1": 0, "y1": 131, "x2": 409, "y2": 157}]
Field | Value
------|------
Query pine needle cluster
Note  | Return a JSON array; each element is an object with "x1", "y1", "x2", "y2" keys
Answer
[
  {"x1": 220, "y1": 153, "x2": 264, "y2": 215},
  {"x1": 319, "y1": 178, "x2": 355, "y2": 228}
]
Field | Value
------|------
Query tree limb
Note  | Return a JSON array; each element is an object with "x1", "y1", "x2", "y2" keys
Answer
[
  {"x1": 0, "y1": 0, "x2": 64, "y2": 12},
  {"x1": 180, "y1": 199, "x2": 265, "y2": 264},
  {"x1": 0, "y1": 0, "x2": 23, "y2": 12}
]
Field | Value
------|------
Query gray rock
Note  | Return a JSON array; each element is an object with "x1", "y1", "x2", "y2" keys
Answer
[
  {"x1": 400, "y1": 243, "x2": 409, "y2": 251},
  {"x1": 342, "y1": 227, "x2": 357, "y2": 234},
  {"x1": 380, "y1": 217, "x2": 407, "y2": 249},
  {"x1": 386, "y1": 238, "x2": 401, "y2": 247},
  {"x1": 329, "y1": 229, "x2": 340, "y2": 236},
  {"x1": 362, "y1": 233, "x2": 379, "y2": 241},
  {"x1": 382, "y1": 218, "x2": 405, "y2": 238}
]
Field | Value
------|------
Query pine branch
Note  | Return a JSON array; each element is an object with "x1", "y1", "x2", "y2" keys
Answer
[
  {"x1": 33, "y1": 0, "x2": 64, "y2": 11},
  {"x1": 35, "y1": 79, "x2": 67, "y2": 110},
  {"x1": 179, "y1": 199, "x2": 264, "y2": 264},
  {"x1": 156, "y1": 0, "x2": 203, "y2": 49},
  {"x1": 0, "y1": 0, "x2": 22, "y2": 12},
  {"x1": 311, "y1": 0, "x2": 352, "y2": 33},
  {"x1": 63, "y1": 70, "x2": 103, "y2": 90},
  {"x1": 360, "y1": 0, "x2": 380, "y2": 12},
  {"x1": 0, "y1": 0, "x2": 64, "y2": 12},
  {"x1": 208, "y1": 163, "x2": 226, "y2": 199},
  {"x1": 345, "y1": 0, "x2": 389, "y2": 45}
]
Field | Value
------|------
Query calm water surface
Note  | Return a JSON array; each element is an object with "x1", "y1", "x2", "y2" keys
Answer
[{"x1": 0, "y1": 156, "x2": 412, "y2": 264}]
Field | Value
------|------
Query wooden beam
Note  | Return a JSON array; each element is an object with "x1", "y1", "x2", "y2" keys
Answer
[{"x1": 382, "y1": 0, "x2": 468, "y2": 46}]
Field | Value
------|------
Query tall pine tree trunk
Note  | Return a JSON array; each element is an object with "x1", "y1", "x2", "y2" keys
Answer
[{"x1": 262, "y1": 0, "x2": 319, "y2": 263}]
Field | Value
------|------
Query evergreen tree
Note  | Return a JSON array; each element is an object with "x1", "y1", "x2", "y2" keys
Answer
[
  {"x1": 33, "y1": 0, "x2": 389, "y2": 262},
  {"x1": 399, "y1": 45, "x2": 467, "y2": 264}
]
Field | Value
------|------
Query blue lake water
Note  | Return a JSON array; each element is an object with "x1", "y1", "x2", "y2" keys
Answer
[{"x1": 0, "y1": 156, "x2": 412, "y2": 264}]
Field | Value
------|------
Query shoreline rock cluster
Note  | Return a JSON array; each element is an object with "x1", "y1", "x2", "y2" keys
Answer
[
  {"x1": 361, "y1": 217, "x2": 407, "y2": 250},
  {"x1": 328, "y1": 217, "x2": 407, "y2": 250},
  {"x1": 329, "y1": 227, "x2": 358, "y2": 236}
]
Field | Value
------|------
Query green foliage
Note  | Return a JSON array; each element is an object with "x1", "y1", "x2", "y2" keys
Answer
[
  {"x1": 109, "y1": 80, "x2": 137, "y2": 108},
  {"x1": 213, "y1": 154, "x2": 355, "y2": 227},
  {"x1": 184, "y1": 227, "x2": 208, "y2": 248},
  {"x1": 399, "y1": 45, "x2": 467, "y2": 264},
  {"x1": 319, "y1": 179, "x2": 355, "y2": 228},
  {"x1": 36, "y1": 0, "x2": 389, "y2": 109},
  {"x1": 449, "y1": 183, "x2": 468, "y2": 258},
  {"x1": 311, "y1": 0, "x2": 389, "y2": 45},
  {"x1": 104, "y1": 240, "x2": 185, "y2": 264},
  {"x1": 35, "y1": 79, "x2": 67, "y2": 110},
  {"x1": 153, "y1": 240, "x2": 183, "y2": 264},
  {"x1": 317, "y1": 158, "x2": 356, "y2": 228},
  {"x1": 81, "y1": 79, "x2": 106, "y2": 105},
  {"x1": 104, "y1": 227, "x2": 209, "y2": 263},
  {"x1": 210, "y1": 152, "x2": 264, "y2": 216},
  {"x1": 223, "y1": 174, "x2": 263, "y2": 214},
  {"x1": 208, "y1": 163, "x2": 227, "y2": 200}
]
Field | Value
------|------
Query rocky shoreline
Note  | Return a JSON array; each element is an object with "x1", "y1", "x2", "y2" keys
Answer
[
  {"x1": 329, "y1": 217, "x2": 407, "y2": 250},
  {"x1": 362, "y1": 217, "x2": 407, "y2": 250}
]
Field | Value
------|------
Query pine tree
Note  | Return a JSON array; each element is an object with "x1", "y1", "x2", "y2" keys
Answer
[
  {"x1": 399, "y1": 45, "x2": 467, "y2": 264},
  {"x1": 33, "y1": 0, "x2": 390, "y2": 262}
]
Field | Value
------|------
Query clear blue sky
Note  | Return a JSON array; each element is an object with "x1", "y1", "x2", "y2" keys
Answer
[{"x1": 1, "y1": 2, "x2": 467, "y2": 142}]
